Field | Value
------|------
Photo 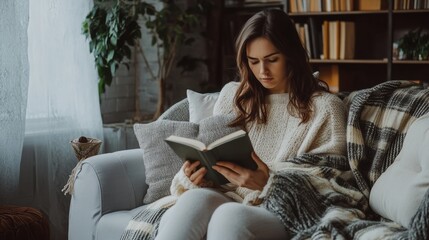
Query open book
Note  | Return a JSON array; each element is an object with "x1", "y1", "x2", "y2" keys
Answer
[{"x1": 165, "y1": 130, "x2": 257, "y2": 185}]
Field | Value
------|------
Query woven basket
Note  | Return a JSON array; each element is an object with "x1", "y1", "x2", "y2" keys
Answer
[
  {"x1": 70, "y1": 137, "x2": 102, "y2": 161},
  {"x1": 63, "y1": 137, "x2": 102, "y2": 195}
]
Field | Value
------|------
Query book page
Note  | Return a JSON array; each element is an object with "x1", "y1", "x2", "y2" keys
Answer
[
  {"x1": 207, "y1": 130, "x2": 246, "y2": 150},
  {"x1": 165, "y1": 135, "x2": 206, "y2": 151}
]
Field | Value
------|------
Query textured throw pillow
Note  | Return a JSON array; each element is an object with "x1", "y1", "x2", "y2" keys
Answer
[
  {"x1": 134, "y1": 114, "x2": 239, "y2": 204},
  {"x1": 187, "y1": 89, "x2": 220, "y2": 123},
  {"x1": 369, "y1": 112, "x2": 429, "y2": 227}
]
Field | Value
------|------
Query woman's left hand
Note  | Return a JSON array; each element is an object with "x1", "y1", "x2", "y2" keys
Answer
[{"x1": 212, "y1": 152, "x2": 269, "y2": 191}]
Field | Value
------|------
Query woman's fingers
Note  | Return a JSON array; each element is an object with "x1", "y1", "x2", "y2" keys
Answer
[
  {"x1": 191, "y1": 167, "x2": 207, "y2": 185},
  {"x1": 189, "y1": 161, "x2": 201, "y2": 170},
  {"x1": 212, "y1": 152, "x2": 269, "y2": 190},
  {"x1": 251, "y1": 152, "x2": 269, "y2": 172},
  {"x1": 183, "y1": 160, "x2": 200, "y2": 177}
]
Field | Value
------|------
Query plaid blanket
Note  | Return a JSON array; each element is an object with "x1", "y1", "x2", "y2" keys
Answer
[
  {"x1": 262, "y1": 80, "x2": 429, "y2": 239},
  {"x1": 121, "y1": 80, "x2": 429, "y2": 240}
]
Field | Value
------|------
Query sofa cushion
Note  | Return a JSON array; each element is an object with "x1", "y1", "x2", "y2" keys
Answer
[
  {"x1": 187, "y1": 89, "x2": 219, "y2": 123},
  {"x1": 134, "y1": 114, "x2": 239, "y2": 204},
  {"x1": 369, "y1": 112, "x2": 429, "y2": 227}
]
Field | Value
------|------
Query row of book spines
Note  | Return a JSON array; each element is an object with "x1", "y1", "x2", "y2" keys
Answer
[
  {"x1": 295, "y1": 20, "x2": 355, "y2": 60},
  {"x1": 394, "y1": 0, "x2": 429, "y2": 9},
  {"x1": 290, "y1": 0, "x2": 353, "y2": 12},
  {"x1": 289, "y1": 0, "x2": 429, "y2": 12},
  {"x1": 289, "y1": 0, "x2": 368, "y2": 12},
  {"x1": 322, "y1": 21, "x2": 355, "y2": 60}
]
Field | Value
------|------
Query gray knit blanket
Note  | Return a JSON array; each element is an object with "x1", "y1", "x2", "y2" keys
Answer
[{"x1": 121, "y1": 80, "x2": 429, "y2": 240}]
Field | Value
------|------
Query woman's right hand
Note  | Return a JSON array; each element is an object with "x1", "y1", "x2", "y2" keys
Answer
[{"x1": 183, "y1": 160, "x2": 208, "y2": 186}]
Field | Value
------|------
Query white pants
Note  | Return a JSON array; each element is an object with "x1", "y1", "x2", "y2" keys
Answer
[{"x1": 155, "y1": 188, "x2": 289, "y2": 240}]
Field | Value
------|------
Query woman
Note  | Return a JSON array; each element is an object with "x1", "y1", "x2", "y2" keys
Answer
[{"x1": 155, "y1": 8, "x2": 347, "y2": 240}]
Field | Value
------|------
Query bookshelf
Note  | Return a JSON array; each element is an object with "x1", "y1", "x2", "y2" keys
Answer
[
  {"x1": 212, "y1": 0, "x2": 428, "y2": 92},
  {"x1": 217, "y1": 1, "x2": 285, "y2": 86},
  {"x1": 285, "y1": 0, "x2": 429, "y2": 92}
]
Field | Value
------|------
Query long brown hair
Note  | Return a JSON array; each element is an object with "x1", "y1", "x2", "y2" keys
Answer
[{"x1": 230, "y1": 9, "x2": 328, "y2": 128}]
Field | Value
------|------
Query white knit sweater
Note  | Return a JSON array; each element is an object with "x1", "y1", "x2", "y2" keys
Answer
[{"x1": 170, "y1": 82, "x2": 347, "y2": 204}]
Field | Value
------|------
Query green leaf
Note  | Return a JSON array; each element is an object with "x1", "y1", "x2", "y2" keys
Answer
[
  {"x1": 97, "y1": 66, "x2": 104, "y2": 78},
  {"x1": 110, "y1": 35, "x2": 117, "y2": 45},
  {"x1": 98, "y1": 78, "x2": 105, "y2": 95},
  {"x1": 110, "y1": 63, "x2": 117, "y2": 76},
  {"x1": 107, "y1": 50, "x2": 115, "y2": 61},
  {"x1": 105, "y1": 72, "x2": 113, "y2": 86},
  {"x1": 89, "y1": 41, "x2": 95, "y2": 53}
]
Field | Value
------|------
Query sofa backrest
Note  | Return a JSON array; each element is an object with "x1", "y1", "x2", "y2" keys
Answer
[{"x1": 157, "y1": 98, "x2": 189, "y2": 122}]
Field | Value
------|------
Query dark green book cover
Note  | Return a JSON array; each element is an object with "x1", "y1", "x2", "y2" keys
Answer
[{"x1": 165, "y1": 130, "x2": 257, "y2": 185}]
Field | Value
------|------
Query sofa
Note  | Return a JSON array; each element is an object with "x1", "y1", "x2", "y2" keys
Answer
[{"x1": 69, "y1": 81, "x2": 429, "y2": 240}]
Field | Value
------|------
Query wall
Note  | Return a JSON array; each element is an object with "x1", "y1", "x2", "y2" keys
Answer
[{"x1": 100, "y1": 1, "x2": 210, "y2": 123}]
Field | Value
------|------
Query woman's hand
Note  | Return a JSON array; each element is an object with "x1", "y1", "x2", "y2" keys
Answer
[
  {"x1": 183, "y1": 160, "x2": 208, "y2": 186},
  {"x1": 212, "y1": 152, "x2": 269, "y2": 191}
]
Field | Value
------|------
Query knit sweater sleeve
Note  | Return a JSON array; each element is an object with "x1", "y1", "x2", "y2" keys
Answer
[{"x1": 169, "y1": 165, "x2": 201, "y2": 197}]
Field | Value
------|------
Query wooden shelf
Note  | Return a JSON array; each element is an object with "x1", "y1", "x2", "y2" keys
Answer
[
  {"x1": 393, "y1": 9, "x2": 429, "y2": 14},
  {"x1": 224, "y1": 2, "x2": 283, "y2": 10},
  {"x1": 393, "y1": 60, "x2": 429, "y2": 64},
  {"x1": 289, "y1": 10, "x2": 388, "y2": 16},
  {"x1": 310, "y1": 59, "x2": 388, "y2": 64}
]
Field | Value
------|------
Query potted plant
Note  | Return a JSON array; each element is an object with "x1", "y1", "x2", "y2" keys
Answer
[
  {"x1": 83, "y1": 0, "x2": 211, "y2": 119},
  {"x1": 82, "y1": 1, "x2": 141, "y2": 95},
  {"x1": 397, "y1": 28, "x2": 429, "y2": 61}
]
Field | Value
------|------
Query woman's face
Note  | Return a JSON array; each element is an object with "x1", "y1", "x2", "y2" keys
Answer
[{"x1": 246, "y1": 37, "x2": 288, "y2": 94}]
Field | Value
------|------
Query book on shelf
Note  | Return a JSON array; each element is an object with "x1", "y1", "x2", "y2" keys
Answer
[
  {"x1": 322, "y1": 20, "x2": 330, "y2": 59},
  {"x1": 395, "y1": 0, "x2": 429, "y2": 9},
  {"x1": 358, "y1": 0, "x2": 386, "y2": 10},
  {"x1": 310, "y1": 0, "x2": 323, "y2": 11},
  {"x1": 289, "y1": 0, "x2": 355, "y2": 13},
  {"x1": 289, "y1": 0, "x2": 298, "y2": 12},
  {"x1": 329, "y1": 21, "x2": 340, "y2": 60},
  {"x1": 165, "y1": 130, "x2": 257, "y2": 185},
  {"x1": 309, "y1": 18, "x2": 323, "y2": 59},
  {"x1": 304, "y1": 23, "x2": 312, "y2": 57},
  {"x1": 320, "y1": 20, "x2": 355, "y2": 60},
  {"x1": 244, "y1": 0, "x2": 282, "y2": 3},
  {"x1": 324, "y1": 0, "x2": 333, "y2": 11},
  {"x1": 339, "y1": 21, "x2": 355, "y2": 59}
]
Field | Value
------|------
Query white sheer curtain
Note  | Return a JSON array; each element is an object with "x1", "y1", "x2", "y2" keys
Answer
[
  {"x1": 24, "y1": 0, "x2": 103, "y2": 239},
  {"x1": 0, "y1": 0, "x2": 29, "y2": 203}
]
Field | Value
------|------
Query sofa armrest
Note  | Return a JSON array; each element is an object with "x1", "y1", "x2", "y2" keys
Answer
[{"x1": 69, "y1": 149, "x2": 147, "y2": 240}]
